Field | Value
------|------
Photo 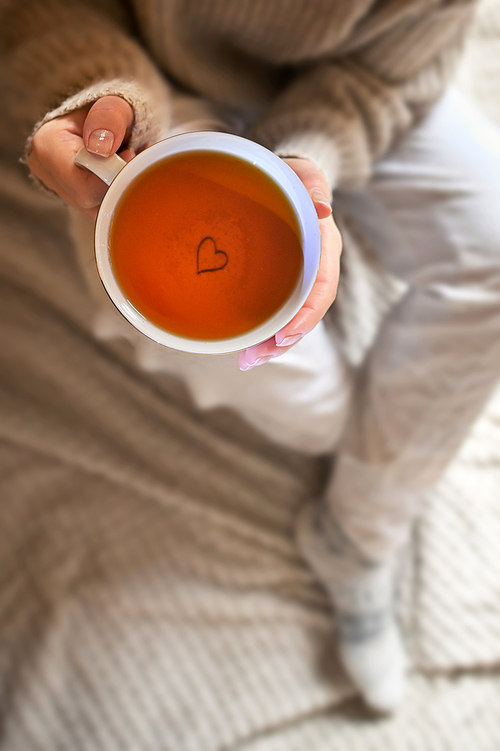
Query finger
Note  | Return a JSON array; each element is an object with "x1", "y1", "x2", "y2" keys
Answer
[
  {"x1": 28, "y1": 122, "x2": 109, "y2": 214},
  {"x1": 276, "y1": 214, "x2": 341, "y2": 338},
  {"x1": 284, "y1": 157, "x2": 332, "y2": 219},
  {"x1": 238, "y1": 213, "x2": 342, "y2": 370},
  {"x1": 311, "y1": 189, "x2": 333, "y2": 220},
  {"x1": 28, "y1": 101, "x2": 136, "y2": 215},
  {"x1": 31, "y1": 159, "x2": 104, "y2": 219},
  {"x1": 83, "y1": 95, "x2": 134, "y2": 157},
  {"x1": 237, "y1": 158, "x2": 340, "y2": 370}
]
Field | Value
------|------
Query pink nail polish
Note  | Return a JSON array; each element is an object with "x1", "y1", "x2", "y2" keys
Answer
[
  {"x1": 311, "y1": 188, "x2": 331, "y2": 204},
  {"x1": 311, "y1": 189, "x2": 332, "y2": 218},
  {"x1": 240, "y1": 355, "x2": 272, "y2": 371},
  {"x1": 253, "y1": 355, "x2": 272, "y2": 367},
  {"x1": 276, "y1": 333, "x2": 303, "y2": 347},
  {"x1": 87, "y1": 129, "x2": 115, "y2": 157}
]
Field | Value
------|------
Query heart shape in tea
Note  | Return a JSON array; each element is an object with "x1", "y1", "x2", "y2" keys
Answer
[{"x1": 196, "y1": 236, "x2": 229, "y2": 274}]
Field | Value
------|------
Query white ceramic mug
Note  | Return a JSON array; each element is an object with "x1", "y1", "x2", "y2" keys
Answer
[{"x1": 75, "y1": 131, "x2": 321, "y2": 355}]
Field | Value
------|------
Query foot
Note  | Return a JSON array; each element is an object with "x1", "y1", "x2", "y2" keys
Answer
[{"x1": 295, "y1": 500, "x2": 406, "y2": 713}]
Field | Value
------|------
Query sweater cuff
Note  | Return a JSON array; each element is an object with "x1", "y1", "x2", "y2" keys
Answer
[
  {"x1": 272, "y1": 131, "x2": 342, "y2": 190},
  {"x1": 23, "y1": 77, "x2": 170, "y2": 165},
  {"x1": 23, "y1": 82, "x2": 227, "y2": 198}
]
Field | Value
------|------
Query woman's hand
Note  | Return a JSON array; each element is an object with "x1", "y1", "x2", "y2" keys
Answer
[
  {"x1": 29, "y1": 115, "x2": 341, "y2": 358},
  {"x1": 238, "y1": 157, "x2": 342, "y2": 370},
  {"x1": 27, "y1": 95, "x2": 135, "y2": 220}
]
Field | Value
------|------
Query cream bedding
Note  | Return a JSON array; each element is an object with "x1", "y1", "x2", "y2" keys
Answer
[{"x1": 0, "y1": 2, "x2": 499, "y2": 748}]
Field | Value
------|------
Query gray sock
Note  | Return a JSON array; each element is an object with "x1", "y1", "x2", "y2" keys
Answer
[{"x1": 295, "y1": 500, "x2": 406, "y2": 713}]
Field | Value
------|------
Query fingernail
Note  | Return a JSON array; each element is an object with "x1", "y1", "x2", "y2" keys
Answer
[
  {"x1": 239, "y1": 355, "x2": 272, "y2": 371},
  {"x1": 275, "y1": 333, "x2": 303, "y2": 347},
  {"x1": 311, "y1": 189, "x2": 332, "y2": 217},
  {"x1": 87, "y1": 129, "x2": 115, "y2": 157},
  {"x1": 311, "y1": 188, "x2": 330, "y2": 204}
]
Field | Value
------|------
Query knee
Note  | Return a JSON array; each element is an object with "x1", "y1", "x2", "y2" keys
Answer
[
  {"x1": 248, "y1": 365, "x2": 352, "y2": 455},
  {"x1": 278, "y1": 403, "x2": 349, "y2": 454}
]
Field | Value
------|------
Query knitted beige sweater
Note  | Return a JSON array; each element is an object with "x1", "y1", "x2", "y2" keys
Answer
[{"x1": 1, "y1": 0, "x2": 477, "y2": 189}]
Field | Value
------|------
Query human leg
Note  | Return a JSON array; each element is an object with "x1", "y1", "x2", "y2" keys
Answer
[
  {"x1": 298, "y1": 88, "x2": 500, "y2": 710},
  {"x1": 331, "y1": 87, "x2": 500, "y2": 560}
]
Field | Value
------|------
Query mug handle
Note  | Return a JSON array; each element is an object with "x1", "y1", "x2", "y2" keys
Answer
[{"x1": 74, "y1": 147, "x2": 127, "y2": 186}]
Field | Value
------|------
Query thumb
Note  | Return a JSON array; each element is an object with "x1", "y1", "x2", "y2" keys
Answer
[
  {"x1": 282, "y1": 157, "x2": 332, "y2": 220},
  {"x1": 309, "y1": 186, "x2": 333, "y2": 220},
  {"x1": 83, "y1": 95, "x2": 135, "y2": 158}
]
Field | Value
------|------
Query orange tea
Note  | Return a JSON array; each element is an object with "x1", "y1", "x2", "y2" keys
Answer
[{"x1": 109, "y1": 150, "x2": 304, "y2": 341}]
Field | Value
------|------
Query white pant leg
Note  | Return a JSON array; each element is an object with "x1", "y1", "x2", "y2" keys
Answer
[
  {"x1": 69, "y1": 211, "x2": 351, "y2": 456},
  {"x1": 327, "y1": 87, "x2": 500, "y2": 561}
]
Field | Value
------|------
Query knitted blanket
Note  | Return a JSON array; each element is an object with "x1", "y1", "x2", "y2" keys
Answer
[{"x1": 1, "y1": 2, "x2": 500, "y2": 748}]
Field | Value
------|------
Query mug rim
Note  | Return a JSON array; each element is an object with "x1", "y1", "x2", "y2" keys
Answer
[{"x1": 94, "y1": 131, "x2": 321, "y2": 355}]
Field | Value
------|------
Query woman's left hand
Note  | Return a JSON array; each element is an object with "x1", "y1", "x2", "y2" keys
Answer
[{"x1": 238, "y1": 157, "x2": 342, "y2": 370}]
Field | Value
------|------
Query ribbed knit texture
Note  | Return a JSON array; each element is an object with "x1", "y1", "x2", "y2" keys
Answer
[
  {"x1": 1, "y1": 1, "x2": 500, "y2": 749},
  {"x1": 1, "y1": 0, "x2": 478, "y2": 188}
]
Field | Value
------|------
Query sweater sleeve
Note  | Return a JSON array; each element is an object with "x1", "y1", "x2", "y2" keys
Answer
[
  {"x1": 250, "y1": 0, "x2": 478, "y2": 190},
  {"x1": 0, "y1": 0, "x2": 224, "y2": 161}
]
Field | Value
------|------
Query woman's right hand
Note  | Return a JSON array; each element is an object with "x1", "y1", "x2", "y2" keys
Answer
[{"x1": 27, "y1": 95, "x2": 135, "y2": 219}]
